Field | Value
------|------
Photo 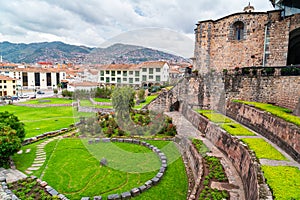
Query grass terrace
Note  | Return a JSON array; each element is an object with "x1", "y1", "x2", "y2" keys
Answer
[
  {"x1": 261, "y1": 166, "x2": 300, "y2": 200},
  {"x1": 21, "y1": 97, "x2": 73, "y2": 105},
  {"x1": 241, "y1": 138, "x2": 287, "y2": 160},
  {"x1": 197, "y1": 110, "x2": 255, "y2": 136},
  {"x1": 94, "y1": 98, "x2": 112, "y2": 103},
  {"x1": 0, "y1": 105, "x2": 90, "y2": 138},
  {"x1": 13, "y1": 138, "x2": 187, "y2": 200},
  {"x1": 134, "y1": 95, "x2": 158, "y2": 109},
  {"x1": 80, "y1": 99, "x2": 113, "y2": 109},
  {"x1": 233, "y1": 100, "x2": 300, "y2": 127}
]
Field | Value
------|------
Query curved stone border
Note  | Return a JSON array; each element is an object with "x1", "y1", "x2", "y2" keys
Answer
[
  {"x1": 85, "y1": 137, "x2": 168, "y2": 200},
  {"x1": 22, "y1": 127, "x2": 77, "y2": 146}
]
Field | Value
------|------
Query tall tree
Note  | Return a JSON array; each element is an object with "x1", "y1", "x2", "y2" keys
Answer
[{"x1": 0, "y1": 111, "x2": 25, "y2": 167}]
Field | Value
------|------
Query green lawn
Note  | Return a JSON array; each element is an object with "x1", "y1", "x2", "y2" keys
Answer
[
  {"x1": 19, "y1": 138, "x2": 187, "y2": 200},
  {"x1": 241, "y1": 138, "x2": 287, "y2": 160},
  {"x1": 197, "y1": 110, "x2": 255, "y2": 136},
  {"x1": 233, "y1": 100, "x2": 300, "y2": 127},
  {"x1": 80, "y1": 99, "x2": 113, "y2": 109},
  {"x1": 0, "y1": 105, "x2": 90, "y2": 138},
  {"x1": 221, "y1": 123, "x2": 256, "y2": 136},
  {"x1": 261, "y1": 166, "x2": 300, "y2": 200},
  {"x1": 197, "y1": 110, "x2": 232, "y2": 123},
  {"x1": 134, "y1": 95, "x2": 158, "y2": 109},
  {"x1": 94, "y1": 98, "x2": 112, "y2": 103},
  {"x1": 21, "y1": 98, "x2": 73, "y2": 105}
]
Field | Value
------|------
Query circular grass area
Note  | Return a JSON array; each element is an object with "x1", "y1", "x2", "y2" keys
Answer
[{"x1": 39, "y1": 138, "x2": 187, "y2": 199}]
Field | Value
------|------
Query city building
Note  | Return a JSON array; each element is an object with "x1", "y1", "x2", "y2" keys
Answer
[
  {"x1": 98, "y1": 61, "x2": 170, "y2": 87},
  {"x1": 0, "y1": 65, "x2": 67, "y2": 90},
  {"x1": 0, "y1": 75, "x2": 17, "y2": 96},
  {"x1": 194, "y1": 2, "x2": 300, "y2": 72}
]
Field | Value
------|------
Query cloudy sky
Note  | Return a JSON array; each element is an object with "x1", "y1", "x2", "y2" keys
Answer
[{"x1": 0, "y1": 0, "x2": 274, "y2": 57}]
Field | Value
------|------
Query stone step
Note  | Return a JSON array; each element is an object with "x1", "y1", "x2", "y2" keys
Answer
[
  {"x1": 25, "y1": 170, "x2": 32, "y2": 174},
  {"x1": 32, "y1": 164, "x2": 43, "y2": 167},
  {"x1": 34, "y1": 158, "x2": 46, "y2": 162},
  {"x1": 27, "y1": 167, "x2": 39, "y2": 171}
]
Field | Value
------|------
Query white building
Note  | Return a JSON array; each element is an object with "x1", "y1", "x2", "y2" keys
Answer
[
  {"x1": 98, "y1": 61, "x2": 170, "y2": 87},
  {"x1": 0, "y1": 75, "x2": 17, "y2": 97},
  {"x1": 0, "y1": 66, "x2": 67, "y2": 90},
  {"x1": 67, "y1": 82, "x2": 99, "y2": 92}
]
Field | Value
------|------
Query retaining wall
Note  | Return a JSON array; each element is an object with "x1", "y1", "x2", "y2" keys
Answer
[
  {"x1": 180, "y1": 103, "x2": 272, "y2": 200},
  {"x1": 226, "y1": 101, "x2": 300, "y2": 163}
]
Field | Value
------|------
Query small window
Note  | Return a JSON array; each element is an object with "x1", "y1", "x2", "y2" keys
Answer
[
  {"x1": 100, "y1": 71, "x2": 104, "y2": 76},
  {"x1": 117, "y1": 71, "x2": 121, "y2": 75},
  {"x1": 123, "y1": 77, "x2": 127, "y2": 82},
  {"x1": 142, "y1": 68, "x2": 147, "y2": 72},
  {"x1": 106, "y1": 70, "x2": 110, "y2": 74},
  {"x1": 149, "y1": 68, "x2": 153, "y2": 74},
  {"x1": 129, "y1": 71, "x2": 133, "y2": 75},
  {"x1": 135, "y1": 71, "x2": 139, "y2": 77},
  {"x1": 156, "y1": 68, "x2": 161, "y2": 72},
  {"x1": 129, "y1": 78, "x2": 133, "y2": 83},
  {"x1": 233, "y1": 21, "x2": 244, "y2": 41}
]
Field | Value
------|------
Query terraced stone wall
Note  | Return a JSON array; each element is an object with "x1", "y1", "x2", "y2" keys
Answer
[
  {"x1": 180, "y1": 103, "x2": 271, "y2": 200},
  {"x1": 226, "y1": 101, "x2": 300, "y2": 163}
]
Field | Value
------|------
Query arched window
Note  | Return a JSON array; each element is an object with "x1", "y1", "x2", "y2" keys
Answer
[{"x1": 233, "y1": 21, "x2": 244, "y2": 41}]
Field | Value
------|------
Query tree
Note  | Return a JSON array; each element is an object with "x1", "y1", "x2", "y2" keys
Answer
[
  {"x1": 112, "y1": 86, "x2": 135, "y2": 114},
  {"x1": 137, "y1": 89, "x2": 145, "y2": 101},
  {"x1": 0, "y1": 111, "x2": 25, "y2": 167}
]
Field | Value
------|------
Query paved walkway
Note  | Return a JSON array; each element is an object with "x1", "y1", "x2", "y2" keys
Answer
[
  {"x1": 0, "y1": 168, "x2": 27, "y2": 183},
  {"x1": 165, "y1": 112, "x2": 246, "y2": 200}
]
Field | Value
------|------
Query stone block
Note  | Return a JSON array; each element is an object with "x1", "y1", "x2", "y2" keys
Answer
[
  {"x1": 151, "y1": 177, "x2": 160, "y2": 185},
  {"x1": 49, "y1": 188, "x2": 59, "y2": 196},
  {"x1": 102, "y1": 138, "x2": 110, "y2": 143},
  {"x1": 161, "y1": 159, "x2": 167, "y2": 165},
  {"x1": 107, "y1": 194, "x2": 121, "y2": 200},
  {"x1": 156, "y1": 172, "x2": 164, "y2": 179},
  {"x1": 40, "y1": 181, "x2": 48, "y2": 187},
  {"x1": 121, "y1": 191, "x2": 131, "y2": 199},
  {"x1": 144, "y1": 180, "x2": 152, "y2": 189},
  {"x1": 88, "y1": 139, "x2": 94, "y2": 144},
  {"x1": 117, "y1": 138, "x2": 124, "y2": 142},
  {"x1": 159, "y1": 167, "x2": 166, "y2": 174},
  {"x1": 0, "y1": 176, "x2": 6, "y2": 182},
  {"x1": 138, "y1": 185, "x2": 147, "y2": 193},
  {"x1": 93, "y1": 196, "x2": 102, "y2": 200},
  {"x1": 161, "y1": 163, "x2": 167, "y2": 168},
  {"x1": 81, "y1": 197, "x2": 90, "y2": 200},
  {"x1": 100, "y1": 158, "x2": 108, "y2": 166},
  {"x1": 132, "y1": 139, "x2": 140, "y2": 144},
  {"x1": 111, "y1": 138, "x2": 117, "y2": 142},
  {"x1": 141, "y1": 141, "x2": 147, "y2": 146},
  {"x1": 95, "y1": 138, "x2": 100, "y2": 143},
  {"x1": 130, "y1": 188, "x2": 140, "y2": 197}
]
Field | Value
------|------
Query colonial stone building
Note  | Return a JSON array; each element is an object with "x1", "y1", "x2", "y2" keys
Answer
[{"x1": 194, "y1": 1, "x2": 300, "y2": 72}]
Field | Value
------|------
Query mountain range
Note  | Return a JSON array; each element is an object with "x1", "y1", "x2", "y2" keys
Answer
[{"x1": 0, "y1": 41, "x2": 189, "y2": 64}]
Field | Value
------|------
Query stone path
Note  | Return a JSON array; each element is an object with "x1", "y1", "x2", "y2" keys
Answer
[
  {"x1": 165, "y1": 112, "x2": 246, "y2": 200},
  {"x1": 0, "y1": 168, "x2": 27, "y2": 183},
  {"x1": 25, "y1": 137, "x2": 60, "y2": 175}
]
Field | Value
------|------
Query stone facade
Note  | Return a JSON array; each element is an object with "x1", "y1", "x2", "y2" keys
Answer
[{"x1": 194, "y1": 9, "x2": 300, "y2": 72}]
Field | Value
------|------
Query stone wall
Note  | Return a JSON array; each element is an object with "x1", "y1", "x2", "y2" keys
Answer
[
  {"x1": 226, "y1": 101, "x2": 300, "y2": 163},
  {"x1": 180, "y1": 103, "x2": 271, "y2": 200},
  {"x1": 194, "y1": 10, "x2": 300, "y2": 72},
  {"x1": 225, "y1": 70, "x2": 300, "y2": 110},
  {"x1": 174, "y1": 136, "x2": 203, "y2": 199}
]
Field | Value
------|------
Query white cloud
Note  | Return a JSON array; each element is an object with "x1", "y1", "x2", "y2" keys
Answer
[{"x1": 0, "y1": 0, "x2": 274, "y2": 56}]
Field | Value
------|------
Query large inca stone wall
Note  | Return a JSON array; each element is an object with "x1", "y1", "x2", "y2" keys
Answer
[
  {"x1": 226, "y1": 101, "x2": 300, "y2": 163},
  {"x1": 225, "y1": 70, "x2": 300, "y2": 110}
]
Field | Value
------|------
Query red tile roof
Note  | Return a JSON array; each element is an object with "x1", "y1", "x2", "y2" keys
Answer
[{"x1": 0, "y1": 75, "x2": 16, "y2": 81}]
